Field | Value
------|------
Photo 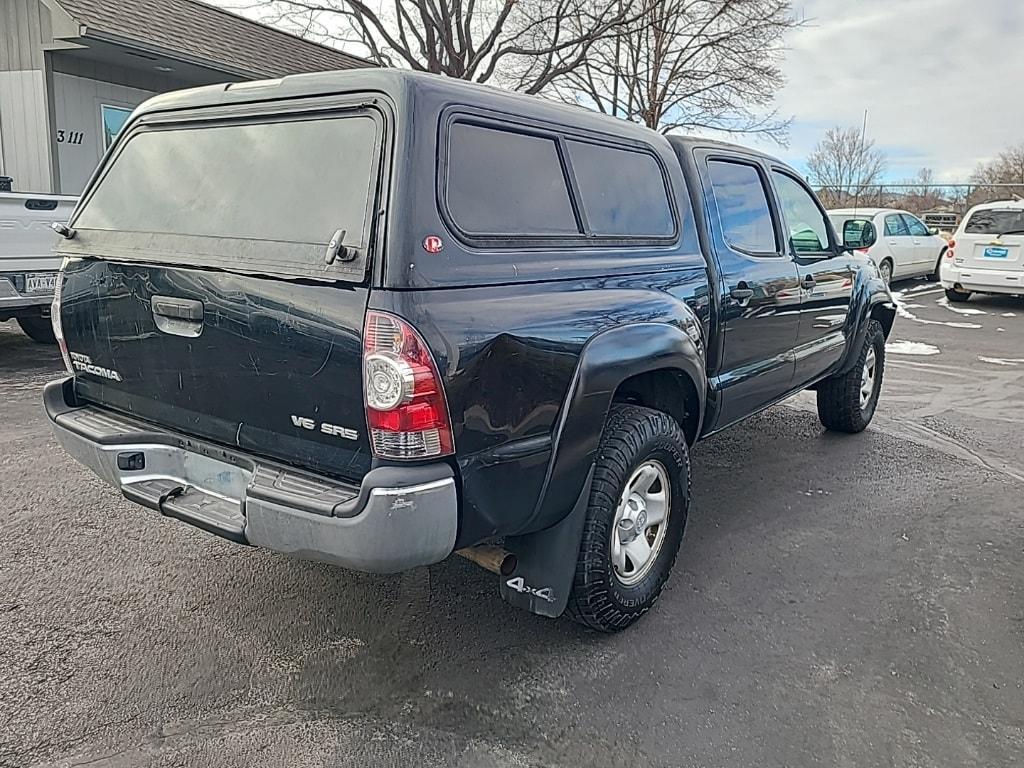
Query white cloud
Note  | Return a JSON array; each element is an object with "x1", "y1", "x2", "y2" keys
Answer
[{"x1": 772, "y1": 0, "x2": 1024, "y2": 181}]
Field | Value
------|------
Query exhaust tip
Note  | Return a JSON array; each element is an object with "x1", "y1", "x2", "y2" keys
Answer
[
  {"x1": 456, "y1": 546, "x2": 516, "y2": 576},
  {"x1": 499, "y1": 553, "x2": 517, "y2": 576}
]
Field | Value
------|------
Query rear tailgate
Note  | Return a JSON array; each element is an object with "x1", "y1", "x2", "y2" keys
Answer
[{"x1": 57, "y1": 97, "x2": 385, "y2": 481}]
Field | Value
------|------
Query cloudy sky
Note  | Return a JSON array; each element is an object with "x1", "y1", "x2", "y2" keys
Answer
[
  {"x1": 225, "y1": 0, "x2": 1019, "y2": 183},
  {"x1": 770, "y1": 0, "x2": 1023, "y2": 181}
]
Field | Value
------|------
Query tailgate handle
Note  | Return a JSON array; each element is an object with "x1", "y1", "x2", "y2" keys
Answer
[{"x1": 151, "y1": 296, "x2": 204, "y2": 321}]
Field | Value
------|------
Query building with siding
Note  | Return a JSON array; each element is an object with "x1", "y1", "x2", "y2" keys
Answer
[{"x1": 0, "y1": 0, "x2": 370, "y2": 194}]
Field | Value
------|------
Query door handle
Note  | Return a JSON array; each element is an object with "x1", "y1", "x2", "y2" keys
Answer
[
  {"x1": 801, "y1": 274, "x2": 817, "y2": 289},
  {"x1": 151, "y1": 295, "x2": 204, "y2": 338},
  {"x1": 151, "y1": 295, "x2": 204, "y2": 321},
  {"x1": 730, "y1": 286, "x2": 754, "y2": 303}
]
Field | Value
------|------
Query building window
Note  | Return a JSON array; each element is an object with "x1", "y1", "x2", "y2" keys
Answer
[{"x1": 101, "y1": 105, "x2": 133, "y2": 149}]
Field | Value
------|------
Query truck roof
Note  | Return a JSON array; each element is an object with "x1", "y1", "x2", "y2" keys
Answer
[
  {"x1": 133, "y1": 69, "x2": 667, "y2": 146},
  {"x1": 666, "y1": 135, "x2": 779, "y2": 162}
]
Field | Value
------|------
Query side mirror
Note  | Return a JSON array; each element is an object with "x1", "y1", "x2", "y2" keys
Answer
[
  {"x1": 843, "y1": 219, "x2": 876, "y2": 250},
  {"x1": 927, "y1": 226, "x2": 940, "y2": 235}
]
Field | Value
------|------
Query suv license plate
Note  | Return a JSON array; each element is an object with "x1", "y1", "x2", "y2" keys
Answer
[{"x1": 25, "y1": 272, "x2": 57, "y2": 294}]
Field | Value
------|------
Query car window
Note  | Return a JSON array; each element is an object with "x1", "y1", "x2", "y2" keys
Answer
[
  {"x1": 902, "y1": 214, "x2": 930, "y2": 237},
  {"x1": 706, "y1": 160, "x2": 777, "y2": 253},
  {"x1": 963, "y1": 208, "x2": 1024, "y2": 235},
  {"x1": 771, "y1": 171, "x2": 830, "y2": 253},
  {"x1": 567, "y1": 141, "x2": 674, "y2": 238},
  {"x1": 446, "y1": 122, "x2": 580, "y2": 236},
  {"x1": 885, "y1": 214, "x2": 910, "y2": 237}
]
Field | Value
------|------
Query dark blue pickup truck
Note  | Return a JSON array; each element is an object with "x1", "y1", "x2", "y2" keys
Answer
[{"x1": 44, "y1": 70, "x2": 894, "y2": 631}]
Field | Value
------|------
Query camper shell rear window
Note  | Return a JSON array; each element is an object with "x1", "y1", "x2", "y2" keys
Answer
[{"x1": 67, "y1": 102, "x2": 384, "y2": 282}]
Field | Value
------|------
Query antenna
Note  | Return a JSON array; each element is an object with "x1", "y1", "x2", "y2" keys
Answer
[{"x1": 853, "y1": 108, "x2": 868, "y2": 217}]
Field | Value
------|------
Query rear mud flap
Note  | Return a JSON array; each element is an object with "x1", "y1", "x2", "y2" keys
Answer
[{"x1": 499, "y1": 468, "x2": 593, "y2": 618}]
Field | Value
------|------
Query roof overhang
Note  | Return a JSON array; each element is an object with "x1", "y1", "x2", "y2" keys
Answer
[{"x1": 37, "y1": 0, "x2": 266, "y2": 80}]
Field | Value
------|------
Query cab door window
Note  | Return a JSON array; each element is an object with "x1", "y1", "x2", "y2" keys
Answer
[
  {"x1": 770, "y1": 171, "x2": 830, "y2": 254},
  {"x1": 706, "y1": 159, "x2": 778, "y2": 254}
]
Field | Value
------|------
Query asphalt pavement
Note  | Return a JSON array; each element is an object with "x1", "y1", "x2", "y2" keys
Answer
[{"x1": 1, "y1": 280, "x2": 1022, "y2": 767}]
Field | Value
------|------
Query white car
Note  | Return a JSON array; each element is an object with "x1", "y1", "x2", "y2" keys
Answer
[
  {"x1": 0, "y1": 191, "x2": 78, "y2": 342},
  {"x1": 828, "y1": 207, "x2": 949, "y2": 284},
  {"x1": 940, "y1": 200, "x2": 1024, "y2": 303}
]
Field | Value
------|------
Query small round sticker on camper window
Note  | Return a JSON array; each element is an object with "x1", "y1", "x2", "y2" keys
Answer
[{"x1": 422, "y1": 236, "x2": 444, "y2": 254}]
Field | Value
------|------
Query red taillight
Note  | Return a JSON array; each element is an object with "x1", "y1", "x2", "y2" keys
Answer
[
  {"x1": 856, "y1": 247, "x2": 870, "y2": 254},
  {"x1": 51, "y1": 270, "x2": 74, "y2": 375},
  {"x1": 363, "y1": 310, "x2": 454, "y2": 459},
  {"x1": 946, "y1": 240, "x2": 955, "y2": 259}
]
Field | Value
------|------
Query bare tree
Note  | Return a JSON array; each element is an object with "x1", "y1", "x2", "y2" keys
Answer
[
  {"x1": 969, "y1": 143, "x2": 1024, "y2": 203},
  {"x1": 547, "y1": 0, "x2": 796, "y2": 138},
  {"x1": 241, "y1": 0, "x2": 642, "y2": 94},
  {"x1": 807, "y1": 125, "x2": 887, "y2": 208},
  {"x1": 895, "y1": 167, "x2": 945, "y2": 214}
]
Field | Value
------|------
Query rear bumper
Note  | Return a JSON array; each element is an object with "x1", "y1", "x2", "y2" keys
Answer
[
  {"x1": 0, "y1": 272, "x2": 53, "y2": 311},
  {"x1": 44, "y1": 378, "x2": 458, "y2": 573},
  {"x1": 940, "y1": 263, "x2": 1024, "y2": 295}
]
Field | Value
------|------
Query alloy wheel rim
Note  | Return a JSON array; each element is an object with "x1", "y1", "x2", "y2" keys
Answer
[
  {"x1": 880, "y1": 262, "x2": 892, "y2": 284},
  {"x1": 860, "y1": 346, "x2": 877, "y2": 410},
  {"x1": 610, "y1": 460, "x2": 671, "y2": 586}
]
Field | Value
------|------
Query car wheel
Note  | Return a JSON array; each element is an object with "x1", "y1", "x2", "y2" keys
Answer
[
  {"x1": 928, "y1": 250, "x2": 945, "y2": 282},
  {"x1": 878, "y1": 259, "x2": 893, "y2": 286},
  {"x1": 816, "y1": 319, "x2": 885, "y2": 433},
  {"x1": 16, "y1": 315, "x2": 56, "y2": 344},
  {"x1": 567, "y1": 404, "x2": 689, "y2": 632},
  {"x1": 945, "y1": 287, "x2": 972, "y2": 303}
]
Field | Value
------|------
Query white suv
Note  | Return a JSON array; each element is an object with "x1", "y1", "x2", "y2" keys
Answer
[
  {"x1": 828, "y1": 207, "x2": 949, "y2": 284},
  {"x1": 940, "y1": 200, "x2": 1024, "y2": 302}
]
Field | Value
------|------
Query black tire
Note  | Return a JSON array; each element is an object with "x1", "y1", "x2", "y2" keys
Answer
[
  {"x1": 927, "y1": 250, "x2": 945, "y2": 282},
  {"x1": 16, "y1": 315, "x2": 56, "y2": 344},
  {"x1": 945, "y1": 287, "x2": 972, "y2": 303},
  {"x1": 567, "y1": 404, "x2": 689, "y2": 632},
  {"x1": 816, "y1": 319, "x2": 885, "y2": 433}
]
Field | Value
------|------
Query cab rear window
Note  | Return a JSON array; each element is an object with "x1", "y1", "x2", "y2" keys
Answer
[{"x1": 964, "y1": 209, "x2": 1024, "y2": 235}]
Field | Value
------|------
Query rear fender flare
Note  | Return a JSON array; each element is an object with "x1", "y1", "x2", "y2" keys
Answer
[
  {"x1": 533, "y1": 320, "x2": 705, "y2": 533},
  {"x1": 499, "y1": 320, "x2": 705, "y2": 618}
]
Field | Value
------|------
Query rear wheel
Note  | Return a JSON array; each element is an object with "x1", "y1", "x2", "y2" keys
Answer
[
  {"x1": 945, "y1": 287, "x2": 972, "y2": 303},
  {"x1": 17, "y1": 315, "x2": 56, "y2": 344},
  {"x1": 878, "y1": 259, "x2": 893, "y2": 285},
  {"x1": 816, "y1": 320, "x2": 885, "y2": 433},
  {"x1": 567, "y1": 405, "x2": 689, "y2": 632}
]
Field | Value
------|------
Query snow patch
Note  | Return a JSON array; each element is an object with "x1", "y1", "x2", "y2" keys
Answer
[
  {"x1": 978, "y1": 356, "x2": 1024, "y2": 366},
  {"x1": 1002, "y1": 312, "x2": 1018, "y2": 317},
  {"x1": 887, "y1": 340, "x2": 940, "y2": 356},
  {"x1": 936, "y1": 296, "x2": 987, "y2": 315},
  {"x1": 890, "y1": 290, "x2": 982, "y2": 329},
  {"x1": 904, "y1": 284, "x2": 940, "y2": 295}
]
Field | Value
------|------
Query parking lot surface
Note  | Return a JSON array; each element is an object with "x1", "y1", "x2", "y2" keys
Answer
[{"x1": 2, "y1": 280, "x2": 1022, "y2": 768}]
